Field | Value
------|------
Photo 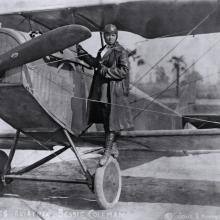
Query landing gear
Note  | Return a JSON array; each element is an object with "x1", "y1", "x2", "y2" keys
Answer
[
  {"x1": 1, "y1": 129, "x2": 122, "y2": 209},
  {"x1": 0, "y1": 150, "x2": 9, "y2": 195},
  {"x1": 0, "y1": 150, "x2": 9, "y2": 173},
  {"x1": 64, "y1": 129, "x2": 121, "y2": 209},
  {"x1": 94, "y1": 156, "x2": 121, "y2": 209},
  {"x1": 0, "y1": 130, "x2": 20, "y2": 194}
]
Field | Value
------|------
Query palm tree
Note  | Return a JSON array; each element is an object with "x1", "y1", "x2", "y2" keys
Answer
[{"x1": 169, "y1": 56, "x2": 186, "y2": 97}]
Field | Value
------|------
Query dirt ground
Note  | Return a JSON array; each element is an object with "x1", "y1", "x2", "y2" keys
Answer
[{"x1": 1, "y1": 148, "x2": 220, "y2": 220}]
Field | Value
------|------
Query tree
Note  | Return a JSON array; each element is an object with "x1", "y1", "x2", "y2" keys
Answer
[
  {"x1": 155, "y1": 66, "x2": 169, "y2": 84},
  {"x1": 169, "y1": 56, "x2": 186, "y2": 97}
]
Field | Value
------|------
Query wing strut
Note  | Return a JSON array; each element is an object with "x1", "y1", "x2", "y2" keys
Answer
[
  {"x1": 4, "y1": 130, "x2": 20, "y2": 175},
  {"x1": 75, "y1": 12, "x2": 100, "y2": 31},
  {"x1": 100, "y1": 32, "x2": 104, "y2": 47},
  {"x1": 21, "y1": 13, "x2": 51, "y2": 30}
]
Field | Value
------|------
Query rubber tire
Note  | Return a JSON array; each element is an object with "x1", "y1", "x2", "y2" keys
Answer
[
  {"x1": 0, "y1": 150, "x2": 9, "y2": 196},
  {"x1": 94, "y1": 157, "x2": 121, "y2": 209},
  {"x1": 0, "y1": 150, "x2": 10, "y2": 174}
]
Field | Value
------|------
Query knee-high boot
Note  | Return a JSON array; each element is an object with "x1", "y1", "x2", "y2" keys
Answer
[
  {"x1": 99, "y1": 132, "x2": 115, "y2": 166},
  {"x1": 112, "y1": 140, "x2": 119, "y2": 158}
]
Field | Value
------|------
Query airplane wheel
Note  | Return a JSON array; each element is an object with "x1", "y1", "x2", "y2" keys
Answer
[
  {"x1": 0, "y1": 150, "x2": 9, "y2": 174},
  {"x1": 0, "y1": 182, "x2": 3, "y2": 196},
  {"x1": 0, "y1": 150, "x2": 9, "y2": 195},
  {"x1": 94, "y1": 157, "x2": 121, "y2": 209}
]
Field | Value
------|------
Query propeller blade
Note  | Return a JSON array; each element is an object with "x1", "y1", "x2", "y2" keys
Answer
[{"x1": 0, "y1": 24, "x2": 91, "y2": 72}]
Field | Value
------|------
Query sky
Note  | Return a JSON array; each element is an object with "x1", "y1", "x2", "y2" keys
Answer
[
  {"x1": 136, "y1": 33, "x2": 220, "y2": 84},
  {"x1": 2, "y1": 0, "x2": 200, "y2": 14},
  {"x1": 81, "y1": 31, "x2": 144, "y2": 55},
  {"x1": 2, "y1": 0, "x2": 220, "y2": 85},
  {"x1": 1, "y1": 28, "x2": 220, "y2": 131},
  {"x1": 81, "y1": 31, "x2": 220, "y2": 85},
  {"x1": 2, "y1": 1, "x2": 220, "y2": 129}
]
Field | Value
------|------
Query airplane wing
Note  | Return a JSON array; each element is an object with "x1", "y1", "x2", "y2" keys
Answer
[
  {"x1": 183, "y1": 114, "x2": 220, "y2": 129},
  {"x1": 0, "y1": 0, "x2": 220, "y2": 153},
  {"x1": 0, "y1": 132, "x2": 54, "y2": 150},
  {"x1": 81, "y1": 128, "x2": 220, "y2": 153},
  {"x1": 0, "y1": 120, "x2": 54, "y2": 150},
  {"x1": 0, "y1": 0, "x2": 220, "y2": 38}
]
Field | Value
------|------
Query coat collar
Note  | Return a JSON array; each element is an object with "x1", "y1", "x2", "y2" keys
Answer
[
  {"x1": 99, "y1": 42, "x2": 122, "y2": 52},
  {"x1": 98, "y1": 42, "x2": 122, "y2": 59},
  {"x1": 107, "y1": 42, "x2": 122, "y2": 51},
  {"x1": 101, "y1": 46, "x2": 112, "y2": 60},
  {"x1": 97, "y1": 42, "x2": 123, "y2": 61}
]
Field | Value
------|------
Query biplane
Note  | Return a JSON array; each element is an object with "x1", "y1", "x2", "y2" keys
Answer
[{"x1": 0, "y1": 0, "x2": 220, "y2": 209}]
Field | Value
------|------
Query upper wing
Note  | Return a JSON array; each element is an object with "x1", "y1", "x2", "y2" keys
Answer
[{"x1": 0, "y1": 0, "x2": 220, "y2": 38}]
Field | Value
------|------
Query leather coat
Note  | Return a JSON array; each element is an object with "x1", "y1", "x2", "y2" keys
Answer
[{"x1": 79, "y1": 42, "x2": 134, "y2": 131}]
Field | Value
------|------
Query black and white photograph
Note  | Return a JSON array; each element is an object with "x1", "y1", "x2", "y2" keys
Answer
[{"x1": 0, "y1": 0, "x2": 220, "y2": 219}]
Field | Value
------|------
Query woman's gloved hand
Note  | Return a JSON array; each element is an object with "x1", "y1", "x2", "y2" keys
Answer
[{"x1": 76, "y1": 44, "x2": 102, "y2": 69}]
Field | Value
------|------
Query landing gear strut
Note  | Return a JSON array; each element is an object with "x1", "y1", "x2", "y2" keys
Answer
[{"x1": 0, "y1": 129, "x2": 122, "y2": 209}]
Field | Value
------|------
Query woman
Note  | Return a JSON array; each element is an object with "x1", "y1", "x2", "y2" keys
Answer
[{"x1": 77, "y1": 24, "x2": 133, "y2": 166}]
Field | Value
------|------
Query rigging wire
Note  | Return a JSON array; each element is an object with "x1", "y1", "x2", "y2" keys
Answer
[
  {"x1": 25, "y1": 35, "x2": 220, "y2": 126},
  {"x1": 134, "y1": 30, "x2": 191, "y2": 46},
  {"x1": 133, "y1": 37, "x2": 220, "y2": 119},
  {"x1": 6, "y1": 1, "x2": 220, "y2": 179},
  {"x1": 131, "y1": 7, "x2": 217, "y2": 87},
  {"x1": 129, "y1": 71, "x2": 213, "y2": 105},
  {"x1": 15, "y1": 43, "x2": 220, "y2": 126},
  {"x1": 11, "y1": 136, "x2": 88, "y2": 178},
  {"x1": 28, "y1": 72, "x2": 220, "y2": 127},
  {"x1": 10, "y1": 6, "x2": 220, "y2": 127},
  {"x1": 64, "y1": 93, "x2": 220, "y2": 126}
]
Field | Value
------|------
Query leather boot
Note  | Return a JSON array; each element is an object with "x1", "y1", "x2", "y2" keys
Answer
[
  {"x1": 99, "y1": 132, "x2": 115, "y2": 166},
  {"x1": 111, "y1": 141, "x2": 119, "y2": 158}
]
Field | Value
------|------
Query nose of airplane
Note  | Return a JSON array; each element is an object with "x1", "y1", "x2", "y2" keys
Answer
[{"x1": 0, "y1": 24, "x2": 91, "y2": 73}]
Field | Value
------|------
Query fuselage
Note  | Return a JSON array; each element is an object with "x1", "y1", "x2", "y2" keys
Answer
[{"x1": 0, "y1": 28, "x2": 182, "y2": 146}]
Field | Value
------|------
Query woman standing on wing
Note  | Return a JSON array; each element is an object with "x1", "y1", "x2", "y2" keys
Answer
[{"x1": 77, "y1": 24, "x2": 133, "y2": 166}]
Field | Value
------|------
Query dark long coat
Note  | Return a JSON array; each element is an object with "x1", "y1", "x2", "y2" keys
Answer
[{"x1": 80, "y1": 42, "x2": 134, "y2": 131}]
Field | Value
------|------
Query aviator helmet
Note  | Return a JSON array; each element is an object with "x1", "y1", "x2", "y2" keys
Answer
[{"x1": 103, "y1": 24, "x2": 118, "y2": 36}]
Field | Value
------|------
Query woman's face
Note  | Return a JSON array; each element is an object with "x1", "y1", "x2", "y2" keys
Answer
[{"x1": 104, "y1": 33, "x2": 117, "y2": 45}]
